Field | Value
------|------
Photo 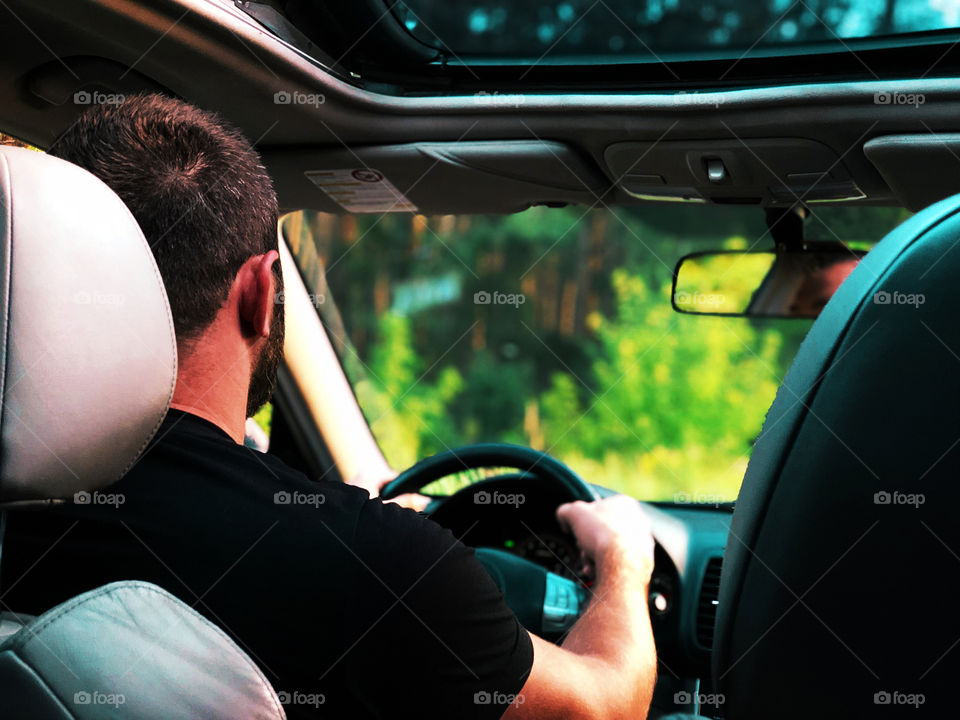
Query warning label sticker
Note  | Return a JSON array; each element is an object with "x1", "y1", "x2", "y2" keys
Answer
[{"x1": 305, "y1": 168, "x2": 417, "y2": 213}]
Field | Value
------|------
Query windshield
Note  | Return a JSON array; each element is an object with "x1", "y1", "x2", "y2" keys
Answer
[
  {"x1": 283, "y1": 204, "x2": 908, "y2": 502},
  {"x1": 394, "y1": 0, "x2": 960, "y2": 60}
]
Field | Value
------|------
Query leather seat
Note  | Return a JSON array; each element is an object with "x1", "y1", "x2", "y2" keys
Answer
[
  {"x1": 714, "y1": 194, "x2": 960, "y2": 717},
  {"x1": 0, "y1": 581, "x2": 285, "y2": 719},
  {"x1": 0, "y1": 146, "x2": 285, "y2": 719}
]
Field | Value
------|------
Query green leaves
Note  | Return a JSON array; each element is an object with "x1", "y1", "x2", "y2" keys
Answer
[{"x1": 304, "y1": 204, "x2": 909, "y2": 499}]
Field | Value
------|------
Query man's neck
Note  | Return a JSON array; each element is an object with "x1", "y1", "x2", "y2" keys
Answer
[
  {"x1": 171, "y1": 334, "x2": 251, "y2": 445},
  {"x1": 169, "y1": 403, "x2": 243, "y2": 444}
]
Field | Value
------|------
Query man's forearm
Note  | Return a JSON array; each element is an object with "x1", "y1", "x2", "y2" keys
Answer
[
  {"x1": 560, "y1": 543, "x2": 657, "y2": 716},
  {"x1": 503, "y1": 497, "x2": 658, "y2": 720}
]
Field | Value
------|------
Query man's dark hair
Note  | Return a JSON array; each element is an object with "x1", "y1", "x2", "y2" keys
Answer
[{"x1": 51, "y1": 93, "x2": 281, "y2": 344}]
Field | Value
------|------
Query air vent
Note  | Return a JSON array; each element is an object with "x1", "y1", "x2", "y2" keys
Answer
[{"x1": 696, "y1": 557, "x2": 723, "y2": 649}]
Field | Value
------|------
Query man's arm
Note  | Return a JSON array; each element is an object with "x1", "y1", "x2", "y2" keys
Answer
[
  {"x1": 345, "y1": 468, "x2": 430, "y2": 511},
  {"x1": 503, "y1": 496, "x2": 657, "y2": 720}
]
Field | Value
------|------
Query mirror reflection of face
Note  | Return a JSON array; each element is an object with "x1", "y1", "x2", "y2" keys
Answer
[{"x1": 788, "y1": 257, "x2": 860, "y2": 316}]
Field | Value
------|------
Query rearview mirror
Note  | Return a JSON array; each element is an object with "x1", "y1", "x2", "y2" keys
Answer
[{"x1": 672, "y1": 246, "x2": 864, "y2": 318}]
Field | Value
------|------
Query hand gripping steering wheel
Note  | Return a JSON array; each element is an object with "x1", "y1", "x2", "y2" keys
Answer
[{"x1": 382, "y1": 443, "x2": 599, "y2": 639}]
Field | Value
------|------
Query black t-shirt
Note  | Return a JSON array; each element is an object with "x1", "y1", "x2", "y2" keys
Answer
[{"x1": 0, "y1": 410, "x2": 533, "y2": 719}]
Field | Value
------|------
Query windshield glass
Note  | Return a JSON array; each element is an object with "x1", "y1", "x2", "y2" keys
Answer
[
  {"x1": 393, "y1": 1, "x2": 960, "y2": 60},
  {"x1": 283, "y1": 204, "x2": 908, "y2": 502}
]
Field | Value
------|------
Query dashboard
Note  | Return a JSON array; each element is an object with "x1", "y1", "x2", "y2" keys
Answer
[{"x1": 424, "y1": 474, "x2": 732, "y2": 677}]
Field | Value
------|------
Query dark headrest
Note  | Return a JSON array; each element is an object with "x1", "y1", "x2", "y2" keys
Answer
[{"x1": 714, "y1": 194, "x2": 960, "y2": 717}]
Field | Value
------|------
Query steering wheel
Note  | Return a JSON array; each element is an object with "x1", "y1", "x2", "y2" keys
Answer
[{"x1": 381, "y1": 443, "x2": 600, "y2": 640}]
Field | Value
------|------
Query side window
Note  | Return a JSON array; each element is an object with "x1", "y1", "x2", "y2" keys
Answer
[
  {"x1": 244, "y1": 405, "x2": 273, "y2": 452},
  {"x1": 0, "y1": 132, "x2": 41, "y2": 151}
]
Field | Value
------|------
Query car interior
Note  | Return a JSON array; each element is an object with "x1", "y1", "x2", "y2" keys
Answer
[
  {"x1": 0, "y1": 145, "x2": 283, "y2": 719},
  {"x1": 1, "y1": 0, "x2": 960, "y2": 718}
]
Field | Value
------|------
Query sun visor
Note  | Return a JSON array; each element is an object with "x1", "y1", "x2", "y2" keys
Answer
[
  {"x1": 265, "y1": 140, "x2": 606, "y2": 215},
  {"x1": 864, "y1": 134, "x2": 960, "y2": 211}
]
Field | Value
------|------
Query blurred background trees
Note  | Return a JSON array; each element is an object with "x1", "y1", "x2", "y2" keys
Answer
[
  {"x1": 284, "y1": 202, "x2": 908, "y2": 500},
  {"x1": 396, "y1": 0, "x2": 945, "y2": 58}
]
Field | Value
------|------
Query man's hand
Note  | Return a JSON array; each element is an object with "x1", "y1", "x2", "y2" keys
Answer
[
  {"x1": 346, "y1": 470, "x2": 429, "y2": 511},
  {"x1": 557, "y1": 495, "x2": 655, "y2": 581},
  {"x1": 503, "y1": 494, "x2": 658, "y2": 720}
]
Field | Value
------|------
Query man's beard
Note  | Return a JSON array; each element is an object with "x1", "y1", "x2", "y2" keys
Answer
[{"x1": 246, "y1": 302, "x2": 285, "y2": 418}]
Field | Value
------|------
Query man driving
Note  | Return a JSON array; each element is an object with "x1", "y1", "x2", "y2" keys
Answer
[{"x1": 0, "y1": 95, "x2": 657, "y2": 719}]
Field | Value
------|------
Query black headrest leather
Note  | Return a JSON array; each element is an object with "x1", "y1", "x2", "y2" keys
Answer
[{"x1": 714, "y1": 194, "x2": 960, "y2": 717}]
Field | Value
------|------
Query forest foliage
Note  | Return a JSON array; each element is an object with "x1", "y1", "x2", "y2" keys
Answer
[{"x1": 283, "y1": 203, "x2": 908, "y2": 501}]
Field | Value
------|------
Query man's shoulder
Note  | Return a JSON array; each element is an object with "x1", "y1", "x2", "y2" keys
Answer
[
  {"x1": 348, "y1": 495, "x2": 481, "y2": 592},
  {"x1": 128, "y1": 409, "x2": 460, "y2": 567},
  {"x1": 124, "y1": 411, "x2": 375, "y2": 529}
]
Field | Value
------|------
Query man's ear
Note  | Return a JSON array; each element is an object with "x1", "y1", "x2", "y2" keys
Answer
[{"x1": 238, "y1": 250, "x2": 280, "y2": 338}]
